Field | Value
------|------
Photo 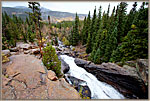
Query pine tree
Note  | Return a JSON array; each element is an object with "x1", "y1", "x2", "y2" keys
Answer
[
  {"x1": 110, "y1": 2, "x2": 148, "y2": 62},
  {"x1": 99, "y1": 29, "x2": 108, "y2": 62},
  {"x1": 103, "y1": 6, "x2": 117, "y2": 62},
  {"x1": 27, "y1": 2, "x2": 43, "y2": 57},
  {"x1": 86, "y1": 32, "x2": 92, "y2": 54},
  {"x1": 116, "y1": 2, "x2": 128, "y2": 43},
  {"x1": 104, "y1": 27, "x2": 118, "y2": 62},
  {"x1": 97, "y1": 6, "x2": 102, "y2": 31},
  {"x1": 124, "y1": 2, "x2": 137, "y2": 36},
  {"x1": 81, "y1": 17, "x2": 87, "y2": 45},
  {"x1": 94, "y1": 48, "x2": 101, "y2": 64},
  {"x1": 72, "y1": 13, "x2": 79, "y2": 46},
  {"x1": 91, "y1": 7, "x2": 97, "y2": 46},
  {"x1": 89, "y1": 44, "x2": 96, "y2": 61},
  {"x1": 85, "y1": 11, "x2": 91, "y2": 44}
]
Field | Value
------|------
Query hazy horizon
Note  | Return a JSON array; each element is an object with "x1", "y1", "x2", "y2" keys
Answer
[{"x1": 2, "y1": 1, "x2": 143, "y2": 15}]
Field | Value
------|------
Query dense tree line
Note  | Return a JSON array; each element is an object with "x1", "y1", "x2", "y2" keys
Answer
[
  {"x1": 2, "y1": 2, "x2": 43, "y2": 51},
  {"x1": 69, "y1": 2, "x2": 148, "y2": 64},
  {"x1": 2, "y1": 12, "x2": 35, "y2": 49}
]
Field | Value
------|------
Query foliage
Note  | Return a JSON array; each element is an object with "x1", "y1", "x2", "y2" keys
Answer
[
  {"x1": 71, "y1": 13, "x2": 80, "y2": 46},
  {"x1": 62, "y1": 37, "x2": 70, "y2": 46},
  {"x1": 78, "y1": 86, "x2": 90, "y2": 99},
  {"x1": 94, "y1": 48, "x2": 101, "y2": 64},
  {"x1": 2, "y1": 53, "x2": 10, "y2": 63},
  {"x1": 86, "y1": 32, "x2": 92, "y2": 54},
  {"x1": 81, "y1": 2, "x2": 148, "y2": 64},
  {"x1": 42, "y1": 45, "x2": 61, "y2": 77}
]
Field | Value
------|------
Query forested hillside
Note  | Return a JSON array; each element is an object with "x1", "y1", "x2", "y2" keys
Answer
[
  {"x1": 65, "y1": 2, "x2": 148, "y2": 64},
  {"x1": 2, "y1": 6, "x2": 87, "y2": 22}
]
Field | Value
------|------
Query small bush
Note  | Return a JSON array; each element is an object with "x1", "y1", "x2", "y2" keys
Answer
[
  {"x1": 72, "y1": 47, "x2": 75, "y2": 51},
  {"x1": 62, "y1": 37, "x2": 70, "y2": 46},
  {"x1": 2, "y1": 53, "x2": 10, "y2": 63},
  {"x1": 78, "y1": 86, "x2": 90, "y2": 99},
  {"x1": 42, "y1": 44, "x2": 61, "y2": 77}
]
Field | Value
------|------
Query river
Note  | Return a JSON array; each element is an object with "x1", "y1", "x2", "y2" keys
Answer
[{"x1": 58, "y1": 40, "x2": 125, "y2": 99}]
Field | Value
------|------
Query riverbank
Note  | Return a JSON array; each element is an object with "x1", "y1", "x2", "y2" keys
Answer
[{"x1": 2, "y1": 41, "x2": 148, "y2": 99}]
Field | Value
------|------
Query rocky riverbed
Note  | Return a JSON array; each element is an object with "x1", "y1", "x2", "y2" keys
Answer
[{"x1": 2, "y1": 41, "x2": 148, "y2": 99}]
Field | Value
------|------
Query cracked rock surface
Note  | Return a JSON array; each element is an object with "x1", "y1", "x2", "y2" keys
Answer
[{"x1": 2, "y1": 54, "x2": 81, "y2": 100}]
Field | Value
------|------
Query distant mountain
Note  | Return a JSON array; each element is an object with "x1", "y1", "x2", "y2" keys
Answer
[
  {"x1": 2, "y1": 6, "x2": 87, "y2": 23},
  {"x1": 15, "y1": 6, "x2": 28, "y2": 9}
]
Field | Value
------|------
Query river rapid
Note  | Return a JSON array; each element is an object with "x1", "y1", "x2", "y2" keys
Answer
[{"x1": 58, "y1": 40, "x2": 125, "y2": 99}]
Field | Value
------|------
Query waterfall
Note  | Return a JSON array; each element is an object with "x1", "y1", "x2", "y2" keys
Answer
[{"x1": 60, "y1": 55, "x2": 125, "y2": 99}]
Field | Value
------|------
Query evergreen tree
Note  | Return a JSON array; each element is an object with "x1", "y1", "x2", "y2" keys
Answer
[
  {"x1": 94, "y1": 48, "x2": 101, "y2": 64},
  {"x1": 116, "y1": 2, "x2": 128, "y2": 43},
  {"x1": 89, "y1": 44, "x2": 96, "y2": 61},
  {"x1": 97, "y1": 6, "x2": 102, "y2": 29},
  {"x1": 84, "y1": 11, "x2": 91, "y2": 44},
  {"x1": 124, "y1": 2, "x2": 137, "y2": 36},
  {"x1": 110, "y1": 2, "x2": 148, "y2": 62},
  {"x1": 72, "y1": 13, "x2": 80, "y2": 46},
  {"x1": 99, "y1": 29, "x2": 108, "y2": 62},
  {"x1": 91, "y1": 7, "x2": 97, "y2": 46},
  {"x1": 103, "y1": 6, "x2": 117, "y2": 62},
  {"x1": 27, "y1": 2, "x2": 43, "y2": 57},
  {"x1": 81, "y1": 17, "x2": 87, "y2": 45},
  {"x1": 86, "y1": 32, "x2": 92, "y2": 54}
]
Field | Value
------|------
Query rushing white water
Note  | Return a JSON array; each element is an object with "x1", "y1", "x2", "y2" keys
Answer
[{"x1": 60, "y1": 55, "x2": 125, "y2": 99}]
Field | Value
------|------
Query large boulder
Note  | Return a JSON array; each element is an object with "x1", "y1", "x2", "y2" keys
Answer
[
  {"x1": 2, "y1": 54, "x2": 81, "y2": 100},
  {"x1": 59, "y1": 57, "x2": 70, "y2": 74},
  {"x1": 10, "y1": 52, "x2": 18, "y2": 55},
  {"x1": 2, "y1": 50, "x2": 11, "y2": 56},
  {"x1": 65, "y1": 75, "x2": 91, "y2": 99},
  {"x1": 17, "y1": 43, "x2": 32, "y2": 50},
  {"x1": 137, "y1": 59, "x2": 148, "y2": 86},
  {"x1": 31, "y1": 49, "x2": 40, "y2": 54},
  {"x1": 31, "y1": 45, "x2": 39, "y2": 49},
  {"x1": 63, "y1": 51, "x2": 70, "y2": 55},
  {"x1": 24, "y1": 50, "x2": 31, "y2": 54},
  {"x1": 10, "y1": 47, "x2": 19, "y2": 52},
  {"x1": 74, "y1": 58, "x2": 148, "y2": 99},
  {"x1": 47, "y1": 70, "x2": 58, "y2": 81},
  {"x1": 46, "y1": 78, "x2": 81, "y2": 99}
]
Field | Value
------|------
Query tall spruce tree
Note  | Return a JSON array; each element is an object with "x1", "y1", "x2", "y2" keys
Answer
[
  {"x1": 86, "y1": 32, "x2": 92, "y2": 54},
  {"x1": 72, "y1": 13, "x2": 79, "y2": 46},
  {"x1": 103, "y1": 6, "x2": 117, "y2": 62},
  {"x1": 81, "y1": 17, "x2": 87, "y2": 45},
  {"x1": 85, "y1": 11, "x2": 91, "y2": 43},
  {"x1": 116, "y1": 2, "x2": 128, "y2": 43},
  {"x1": 91, "y1": 7, "x2": 97, "y2": 46},
  {"x1": 28, "y1": 2, "x2": 43, "y2": 57},
  {"x1": 124, "y1": 2, "x2": 137, "y2": 36}
]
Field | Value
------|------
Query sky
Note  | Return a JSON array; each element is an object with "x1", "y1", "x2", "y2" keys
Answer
[{"x1": 2, "y1": 1, "x2": 143, "y2": 15}]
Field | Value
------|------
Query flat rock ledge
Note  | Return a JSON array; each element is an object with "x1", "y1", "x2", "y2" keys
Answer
[{"x1": 2, "y1": 54, "x2": 81, "y2": 100}]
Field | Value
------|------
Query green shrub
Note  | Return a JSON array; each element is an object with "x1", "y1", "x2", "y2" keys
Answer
[
  {"x1": 42, "y1": 44, "x2": 61, "y2": 77},
  {"x1": 72, "y1": 47, "x2": 75, "y2": 51},
  {"x1": 62, "y1": 37, "x2": 70, "y2": 46}
]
